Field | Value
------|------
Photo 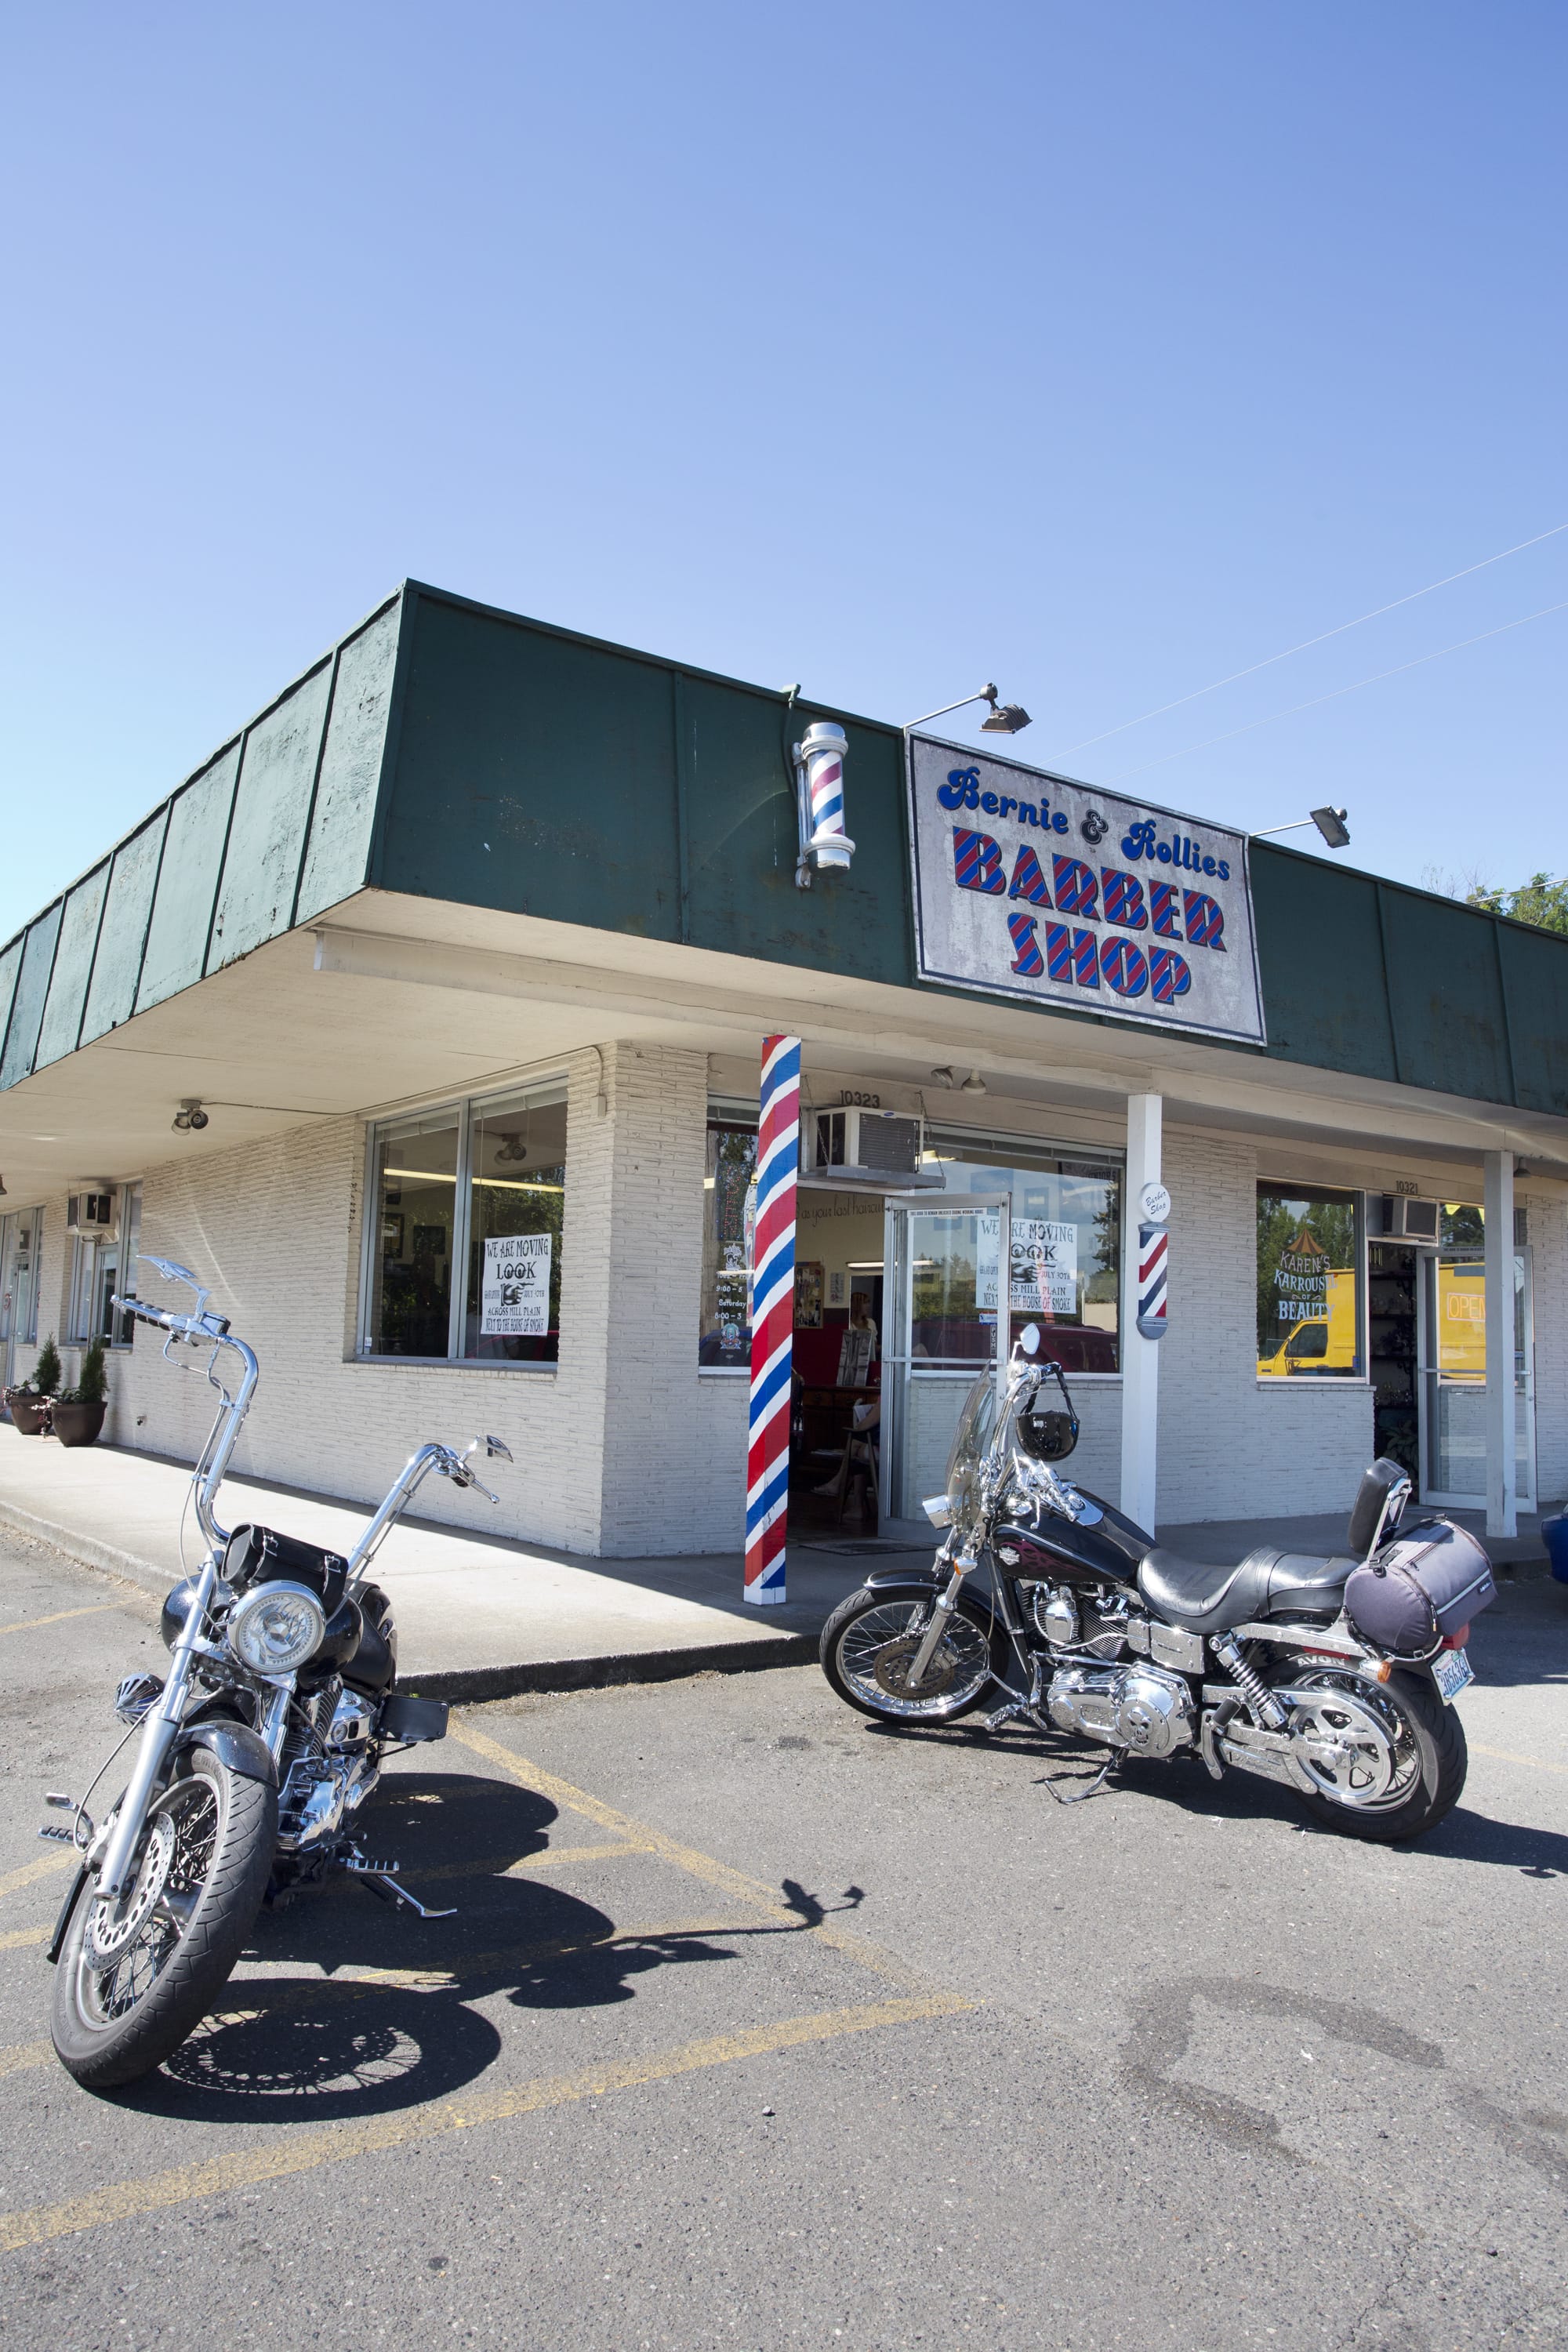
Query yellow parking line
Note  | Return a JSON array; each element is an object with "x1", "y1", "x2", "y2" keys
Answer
[
  {"x1": 0, "y1": 2039, "x2": 52, "y2": 2081},
  {"x1": 0, "y1": 1927, "x2": 49, "y2": 1953},
  {"x1": 448, "y1": 1718, "x2": 926, "y2": 1990},
  {"x1": 1472, "y1": 1741, "x2": 1568, "y2": 1778},
  {"x1": 414, "y1": 1839, "x2": 655, "y2": 1886},
  {"x1": 0, "y1": 1853, "x2": 75, "y2": 1902},
  {"x1": 0, "y1": 1991, "x2": 971, "y2": 2252},
  {"x1": 0, "y1": 1605, "x2": 118, "y2": 1637}
]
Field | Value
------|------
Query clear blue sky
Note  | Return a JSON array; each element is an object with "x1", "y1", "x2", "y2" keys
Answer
[{"x1": 2, "y1": 2, "x2": 1563, "y2": 941}]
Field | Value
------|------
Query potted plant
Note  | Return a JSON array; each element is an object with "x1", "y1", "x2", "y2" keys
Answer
[
  {"x1": 5, "y1": 1333, "x2": 61, "y2": 1436},
  {"x1": 54, "y1": 1337, "x2": 109, "y2": 1449}
]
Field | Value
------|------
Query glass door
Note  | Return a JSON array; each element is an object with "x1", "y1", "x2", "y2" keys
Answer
[
  {"x1": 1, "y1": 1211, "x2": 41, "y2": 1405},
  {"x1": 1421, "y1": 1246, "x2": 1535, "y2": 1509},
  {"x1": 881, "y1": 1192, "x2": 1011, "y2": 1522}
]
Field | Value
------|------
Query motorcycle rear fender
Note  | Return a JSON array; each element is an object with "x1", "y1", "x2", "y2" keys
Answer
[{"x1": 173, "y1": 1719, "x2": 278, "y2": 1787}]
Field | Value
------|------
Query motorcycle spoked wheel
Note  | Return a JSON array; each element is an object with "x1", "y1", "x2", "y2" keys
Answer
[
  {"x1": 1287, "y1": 1668, "x2": 1468, "y2": 1842},
  {"x1": 820, "y1": 1588, "x2": 1000, "y2": 1722},
  {"x1": 52, "y1": 1747, "x2": 278, "y2": 2092}
]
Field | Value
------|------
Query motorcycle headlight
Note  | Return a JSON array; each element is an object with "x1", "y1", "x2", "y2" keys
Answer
[{"x1": 227, "y1": 1581, "x2": 326, "y2": 1674}]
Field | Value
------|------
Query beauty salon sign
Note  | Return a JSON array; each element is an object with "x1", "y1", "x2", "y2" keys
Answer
[{"x1": 906, "y1": 736, "x2": 1266, "y2": 1045}]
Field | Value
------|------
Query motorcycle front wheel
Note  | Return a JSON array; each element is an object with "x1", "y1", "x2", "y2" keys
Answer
[
  {"x1": 821, "y1": 1586, "x2": 1000, "y2": 1723},
  {"x1": 52, "y1": 1746, "x2": 277, "y2": 2091}
]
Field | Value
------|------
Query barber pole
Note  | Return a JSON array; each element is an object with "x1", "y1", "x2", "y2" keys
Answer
[
  {"x1": 746, "y1": 1034, "x2": 800, "y2": 1603},
  {"x1": 1135, "y1": 1221, "x2": 1169, "y2": 1341},
  {"x1": 794, "y1": 722, "x2": 855, "y2": 884}
]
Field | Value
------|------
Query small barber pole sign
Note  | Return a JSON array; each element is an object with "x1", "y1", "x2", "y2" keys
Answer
[{"x1": 1136, "y1": 1220, "x2": 1169, "y2": 1341}]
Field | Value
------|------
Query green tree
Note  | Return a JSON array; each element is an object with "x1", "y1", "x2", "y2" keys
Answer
[
  {"x1": 31, "y1": 1334, "x2": 62, "y2": 1397},
  {"x1": 64, "y1": 1336, "x2": 109, "y2": 1406},
  {"x1": 1465, "y1": 873, "x2": 1568, "y2": 936}
]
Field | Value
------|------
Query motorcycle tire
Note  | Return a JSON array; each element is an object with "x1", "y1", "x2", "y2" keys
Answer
[
  {"x1": 52, "y1": 1746, "x2": 277, "y2": 2092},
  {"x1": 1292, "y1": 1668, "x2": 1467, "y2": 1842},
  {"x1": 821, "y1": 1583, "x2": 1004, "y2": 1724}
]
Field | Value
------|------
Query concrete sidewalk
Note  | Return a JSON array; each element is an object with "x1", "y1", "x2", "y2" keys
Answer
[{"x1": 0, "y1": 1423, "x2": 1551, "y2": 1698}]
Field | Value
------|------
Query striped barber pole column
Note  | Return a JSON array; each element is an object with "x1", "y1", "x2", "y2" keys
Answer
[
  {"x1": 1135, "y1": 1222, "x2": 1169, "y2": 1340},
  {"x1": 745, "y1": 1034, "x2": 800, "y2": 1605}
]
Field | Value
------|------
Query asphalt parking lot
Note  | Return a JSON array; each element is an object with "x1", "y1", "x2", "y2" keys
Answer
[{"x1": 0, "y1": 1529, "x2": 1565, "y2": 2351}]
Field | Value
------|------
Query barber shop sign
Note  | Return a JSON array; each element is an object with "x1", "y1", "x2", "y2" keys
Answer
[{"x1": 906, "y1": 736, "x2": 1266, "y2": 1045}]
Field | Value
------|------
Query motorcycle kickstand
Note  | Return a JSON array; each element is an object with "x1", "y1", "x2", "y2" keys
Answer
[
  {"x1": 342, "y1": 1850, "x2": 457, "y2": 1920},
  {"x1": 1040, "y1": 1749, "x2": 1123, "y2": 1805}
]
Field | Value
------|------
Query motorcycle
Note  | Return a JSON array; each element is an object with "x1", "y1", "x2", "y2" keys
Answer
[
  {"x1": 41, "y1": 1254, "x2": 512, "y2": 2089},
  {"x1": 820, "y1": 1326, "x2": 1490, "y2": 1842}
]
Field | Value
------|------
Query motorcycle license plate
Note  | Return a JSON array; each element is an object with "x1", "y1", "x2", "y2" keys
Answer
[{"x1": 1432, "y1": 1648, "x2": 1473, "y2": 1704}]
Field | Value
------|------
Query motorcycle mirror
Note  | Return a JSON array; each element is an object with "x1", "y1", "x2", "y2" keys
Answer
[
  {"x1": 138, "y1": 1254, "x2": 201, "y2": 1291},
  {"x1": 1020, "y1": 1323, "x2": 1041, "y2": 1356},
  {"x1": 485, "y1": 1435, "x2": 514, "y2": 1463}
]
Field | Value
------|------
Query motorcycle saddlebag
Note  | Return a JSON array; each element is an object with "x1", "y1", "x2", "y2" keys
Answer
[{"x1": 1344, "y1": 1518, "x2": 1497, "y2": 1657}]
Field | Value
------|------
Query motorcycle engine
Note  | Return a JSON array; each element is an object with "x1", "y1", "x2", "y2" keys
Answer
[
  {"x1": 1045, "y1": 1663, "x2": 1196, "y2": 1759},
  {"x1": 1025, "y1": 1581, "x2": 1131, "y2": 1661}
]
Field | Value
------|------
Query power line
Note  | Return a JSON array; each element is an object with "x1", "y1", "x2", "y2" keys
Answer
[
  {"x1": 1060, "y1": 521, "x2": 1568, "y2": 757},
  {"x1": 1108, "y1": 599, "x2": 1568, "y2": 785}
]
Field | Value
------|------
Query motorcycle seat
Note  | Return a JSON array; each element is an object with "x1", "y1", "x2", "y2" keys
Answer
[{"x1": 1137, "y1": 1544, "x2": 1355, "y2": 1635}]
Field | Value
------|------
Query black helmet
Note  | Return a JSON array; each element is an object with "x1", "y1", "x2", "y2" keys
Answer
[{"x1": 1016, "y1": 1363, "x2": 1080, "y2": 1461}]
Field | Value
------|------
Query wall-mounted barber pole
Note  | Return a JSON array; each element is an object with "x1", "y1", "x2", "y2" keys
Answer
[
  {"x1": 793, "y1": 722, "x2": 854, "y2": 887},
  {"x1": 1135, "y1": 1221, "x2": 1170, "y2": 1340},
  {"x1": 746, "y1": 1034, "x2": 801, "y2": 1604}
]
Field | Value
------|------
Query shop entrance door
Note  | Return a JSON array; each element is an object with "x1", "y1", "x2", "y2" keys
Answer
[
  {"x1": 0, "y1": 1210, "x2": 40, "y2": 1409},
  {"x1": 1421, "y1": 1245, "x2": 1535, "y2": 1509},
  {"x1": 881, "y1": 1192, "x2": 1011, "y2": 1523}
]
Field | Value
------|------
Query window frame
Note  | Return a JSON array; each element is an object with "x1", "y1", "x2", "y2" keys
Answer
[
  {"x1": 698, "y1": 1102, "x2": 760, "y2": 1375},
  {"x1": 357, "y1": 1078, "x2": 568, "y2": 1370}
]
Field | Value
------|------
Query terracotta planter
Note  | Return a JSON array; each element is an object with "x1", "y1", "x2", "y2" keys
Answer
[
  {"x1": 52, "y1": 1400, "x2": 107, "y2": 1449},
  {"x1": 4, "y1": 1390, "x2": 52, "y2": 1436}
]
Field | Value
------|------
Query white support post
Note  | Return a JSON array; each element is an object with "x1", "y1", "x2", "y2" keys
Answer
[
  {"x1": 1483, "y1": 1149, "x2": 1516, "y2": 1541},
  {"x1": 1120, "y1": 1094, "x2": 1163, "y2": 1536}
]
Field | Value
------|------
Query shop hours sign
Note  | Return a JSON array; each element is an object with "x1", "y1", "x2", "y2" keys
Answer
[
  {"x1": 481, "y1": 1232, "x2": 553, "y2": 1338},
  {"x1": 906, "y1": 735, "x2": 1266, "y2": 1045}
]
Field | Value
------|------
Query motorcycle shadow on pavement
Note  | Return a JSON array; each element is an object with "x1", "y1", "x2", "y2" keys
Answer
[
  {"x1": 114, "y1": 1770, "x2": 797, "y2": 2123},
  {"x1": 862, "y1": 1716, "x2": 1568, "y2": 1873}
]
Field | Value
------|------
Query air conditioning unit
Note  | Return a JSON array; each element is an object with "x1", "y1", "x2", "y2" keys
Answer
[
  {"x1": 1375, "y1": 1194, "x2": 1438, "y2": 1242},
  {"x1": 810, "y1": 1108, "x2": 938, "y2": 1185},
  {"x1": 67, "y1": 1189, "x2": 118, "y2": 1240}
]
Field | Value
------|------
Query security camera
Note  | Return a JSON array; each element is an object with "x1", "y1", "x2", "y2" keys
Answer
[
  {"x1": 172, "y1": 1099, "x2": 210, "y2": 1133},
  {"x1": 187, "y1": 1106, "x2": 209, "y2": 1130}
]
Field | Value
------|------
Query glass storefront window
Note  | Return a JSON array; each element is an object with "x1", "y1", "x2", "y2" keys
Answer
[
  {"x1": 462, "y1": 1089, "x2": 565, "y2": 1364},
  {"x1": 362, "y1": 1080, "x2": 566, "y2": 1364},
  {"x1": 924, "y1": 1134, "x2": 1122, "y2": 1372},
  {"x1": 1256, "y1": 1185, "x2": 1363, "y2": 1378},
  {"x1": 699, "y1": 1115, "x2": 758, "y2": 1368}
]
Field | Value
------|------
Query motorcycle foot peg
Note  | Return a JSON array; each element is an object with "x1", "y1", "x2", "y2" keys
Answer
[
  {"x1": 44, "y1": 1793, "x2": 75, "y2": 1809},
  {"x1": 38, "y1": 1824, "x2": 75, "y2": 1844}
]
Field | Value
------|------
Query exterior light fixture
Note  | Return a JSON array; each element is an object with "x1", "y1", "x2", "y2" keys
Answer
[
  {"x1": 172, "y1": 1099, "x2": 210, "y2": 1133},
  {"x1": 929, "y1": 1065, "x2": 956, "y2": 1087},
  {"x1": 792, "y1": 720, "x2": 854, "y2": 889},
  {"x1": 907, "y1": 684, "x2": 1033, "y2": 736},
  {"x1": 0, "y1": 1173, "x2": 6, "y2": 1196},
  {"x1": 960, "y1": 1070, "x2": 988, "y2": 1095},
  {"x1": 1255, "y1": 806, "x2": 1351, "y2": 850}
]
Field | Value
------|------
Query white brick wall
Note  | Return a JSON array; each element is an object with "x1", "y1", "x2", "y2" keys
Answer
[{"x1": 9, "y1": 1073, "x2": 1564, "y2": 1551}]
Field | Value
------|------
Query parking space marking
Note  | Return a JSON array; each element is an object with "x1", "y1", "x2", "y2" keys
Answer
[
  {"x1": 1472, "y1": 1741, "x2": 1568, "y2": 1778},
  {"x1": 0, "y1": 1991, "x2": 971, "y2": 2252},
  {"x1": 448, "y1": 1717, "x2": 930, "y2": 1991},
  {"x1": 0, "y1": 2039, "x2": 51, "y2": 2081},
  {"x1": 415, "y1": 1838, "x2": 656, "y2": 1885},
  {"x1": 0, "y1": 1926, "x2": 49, "y2": 1954},
  {"x1": 0, "y1": 1604, "x2": 119, "y2": 1637},
  {"x1": 0, "y1": 1853, "x2": 74, "y2": 1903}
]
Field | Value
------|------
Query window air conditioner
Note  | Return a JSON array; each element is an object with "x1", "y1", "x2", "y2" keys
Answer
[
  {"x1": 1376, "y1": 1195, "x2": 1438, "y2": 1242},
  {"x1": 67, "y1": 1189, "x2": 118, "y2": 1240},
  {"x1": 811, "y1": 1109, "x2": 935, "y2": 1184}
]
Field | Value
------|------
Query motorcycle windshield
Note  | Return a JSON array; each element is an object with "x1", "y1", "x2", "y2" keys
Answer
[{"x1": 943, "y1": 1368, "x2": 999, "y2": 1539}]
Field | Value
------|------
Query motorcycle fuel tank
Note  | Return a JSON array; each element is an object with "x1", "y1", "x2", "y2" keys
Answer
[{"x1": 992, "y1": 1489, "x2": 1152, "y2": 1587}]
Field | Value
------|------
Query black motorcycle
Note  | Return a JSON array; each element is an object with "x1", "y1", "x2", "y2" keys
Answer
[
  {"x1": 820, "y1": 1327, "x2": 1484, "y2": 1842},
  {"x1": 42, "y1": 1255, "x2": 508, "y2": 2089}
]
